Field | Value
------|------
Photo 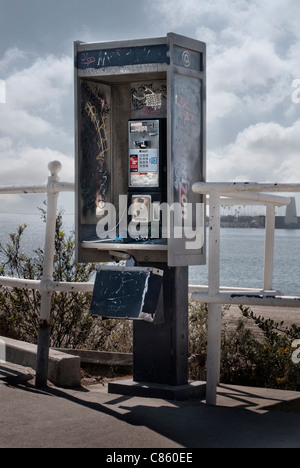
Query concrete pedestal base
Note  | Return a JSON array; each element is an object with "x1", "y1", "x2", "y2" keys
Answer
[{"x1": 108, "y1": 379, "x2": 206, "y2": 401}]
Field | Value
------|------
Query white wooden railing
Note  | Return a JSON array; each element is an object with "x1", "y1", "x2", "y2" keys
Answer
[
  {"x1": 0, "y1": 161, "x2": 83, "y2": 387},
  {"x1": 192, "y1": 181, "x2": 300, "y2": 404},
  {"x1": 0, "y1": 161, "x2": 299, "y2": 403}
]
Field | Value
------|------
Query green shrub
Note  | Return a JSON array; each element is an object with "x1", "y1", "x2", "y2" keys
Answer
[
  {"x1": 188, "y1": 300, "x2": 300, "y2": 390},
  {"x1": 234, "y1": 306, "x2": 300, "y2": 390},
  {"x1": 0, "y1": 207, "x2": 132, "y2": 351}
]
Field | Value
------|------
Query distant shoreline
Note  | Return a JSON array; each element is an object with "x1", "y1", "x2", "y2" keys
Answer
[
  {"x1": 219, "y1": 215, "x2": 300, "y2": 230},
  {"x1": 0, "y1": 212, "x2": 75, "y2": 216},
  {"x1": 1, "y1": 212, "x2": 299, "y2": 230}
]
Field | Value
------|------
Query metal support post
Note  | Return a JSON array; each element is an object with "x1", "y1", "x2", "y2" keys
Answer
[
  {"x1": 35, "y1": 322, "x2": 51, "y2": 388},
  {"x1": 35, "y1": 161, "x2": 61, "y2": 388},
  {"x1": 133, "y1": 265, "x2": 189, "y2": 386},
  {"x1": 109, "y1": 263, "x2": 206, "y2": 400},
  {"x1": 206, "y1": 190, "x2": 222, "y2": 405}
]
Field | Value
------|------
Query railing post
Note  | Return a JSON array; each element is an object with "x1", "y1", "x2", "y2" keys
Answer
[
  {"x1": 264, "y1": 203, "x2": 276, "y2": 291},
  {"x1": 206, "y1": 189, "x2": 222, "y2": 405},
  {"x1": 35, "y1": 161, "x2": 62, "y2": 388}
]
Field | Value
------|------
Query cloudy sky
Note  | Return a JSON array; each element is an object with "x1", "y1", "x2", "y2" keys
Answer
[{"x1": 0, "y1": 0, "x2": 300, "y2": 213}]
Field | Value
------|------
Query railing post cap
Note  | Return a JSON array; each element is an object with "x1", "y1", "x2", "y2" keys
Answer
[{"x1": 48, "y1": 160, "x2": 62, "y2": 177}]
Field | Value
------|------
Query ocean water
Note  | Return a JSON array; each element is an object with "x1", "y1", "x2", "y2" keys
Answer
[
  {"x1": 0, "y1": 212, "x2": 75, "y2": 258},
  {"x1": 0, "y1": 213, "x2": 299, "y2": 296},
  {"x1": 190, "y1": 228, "x2": 300, "y2": 296}
]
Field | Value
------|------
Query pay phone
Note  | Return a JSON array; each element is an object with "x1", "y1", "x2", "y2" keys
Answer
[
  {"x1": 75, "y1": 34, "x2": 206, "y2": 267},
  {"x1": 128, "y1": 119, "x2": 166, "y2": 240}
]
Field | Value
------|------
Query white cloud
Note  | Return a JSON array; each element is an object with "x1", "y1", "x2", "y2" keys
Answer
[
  {"x1": 0, "y1": 140, "x2": 73, "y2": 184},
  {"x1": 6, "y1": 55, "x2": 73, "y2": 117},
  {"x1": 208, "y1": 119, "x2": 300, "y2": 183},
  {"x1": 0, "y1": 51, "x2": 74, "y2": 212},
  {"x1": 0, "y1": 134, "x2": 74, "y2": 213},
  {"x1": 210, "y1": 38, "x2": 286, "y2": 91},
  {"x1": 207, "y1": 89, "x2": 240, "y2": 122},
  {"x1": 156, "y1": 0, "x2": 300, "y2": 46},
  {"x1": 0, "y1": 104, "x2": 53, "y2": 136},
  {"x1": 206, "y1": 35, "x2": 294, "y2": 132},
  {"x1": 153, "y1": 0, "x2": 300, "y2": 128},
  {"x1": 0, "y1": 48, "x2": 28, "y2": 74},
  {"x1": 0, "y1": 53, "x2": 73, "y2": 144}
]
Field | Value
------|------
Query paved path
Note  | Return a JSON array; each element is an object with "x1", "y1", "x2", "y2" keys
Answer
[{"x1": 0, "y1": 362, "x2": 299, "y2": 448}]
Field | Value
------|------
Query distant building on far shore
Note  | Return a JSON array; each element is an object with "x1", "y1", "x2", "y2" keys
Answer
[
  {"x1": 285, "y1": 197, "x2": 298, "y2": 226},
  {"x1": 276, "y1": 197, "x2": 300, "y2": 229},
  {"x1": 220, "y1": 197, "x2": 300, "y2": 229}
]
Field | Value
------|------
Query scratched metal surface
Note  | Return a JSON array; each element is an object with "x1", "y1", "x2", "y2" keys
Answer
[{"x1": 90, "y1": 270, "x2": 150, "y2": 319}]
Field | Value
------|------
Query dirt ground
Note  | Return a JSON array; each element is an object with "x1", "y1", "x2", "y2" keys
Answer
[
  {"x1": 223, "y1": 304, "x2": 300, "y2": 335},
  {"x1": 80, "y1": 363, "x2": 132, "y2": 386}
]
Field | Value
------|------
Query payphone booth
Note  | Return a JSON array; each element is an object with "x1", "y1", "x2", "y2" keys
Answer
[{"x1": 75, "y1": 33, "x2": 206, "y2": 398}]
